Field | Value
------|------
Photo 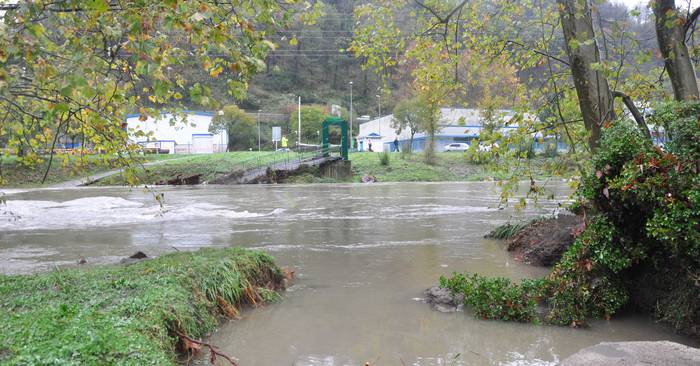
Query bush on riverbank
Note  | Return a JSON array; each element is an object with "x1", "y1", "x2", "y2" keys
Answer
[
  {"x1": 0, "y1": 247, "x2": 285, "y2": 365},
  {"x1": 440, "y1": 273, "x2": 544, "y2": 322},
  {"x1": 442, "y1": 106, "x2": 700, "y2": 336}
]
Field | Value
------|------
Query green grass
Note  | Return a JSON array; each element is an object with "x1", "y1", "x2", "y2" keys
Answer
[
  {"x1": 484, "y1": 222, "x2": 530, "y2": 239},
  {"x1": 348, "y1": 152, "x2": 490, "y2": 182},
  {"x1": 95, "y1": 151, "x2": 302, "y2": 185},
  {"x1": 0, "y1": 154, "x2": 185, "y2": 188},
  {"x1": 2, "y1": 150, "x2": 576, "y2": 187},
  {"x1": 484, "y1": 216, "x2": 550, "y2": 239},
  {"x1": 349, "y1": 152, "x2": 575, "y2": 183},
  {"x1": 0, "y1": 247, "x2": 285, "y2": 365}
]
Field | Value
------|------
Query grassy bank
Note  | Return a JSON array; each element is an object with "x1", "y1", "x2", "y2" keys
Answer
[
  {"x1": 95, "y1": 151, "x2": 301, "y2": 186},
  {"x1": 349, "y1": 152, "x2": 488, "y2": 182},
  {"x1": 348, "y1": 152, "x2": 574, "y2": 183},
  {"x1": 0, "y1": 247, "x2": 285, "y2": 365},
  {"x1": 2, "y1": 150, "x2": 575, "y2": 187},
  {"x1": 100, "y1": 151, "x2": 573, "y2": 185},
  {"x1": 0, "y1": 154, "x2": 183, "y2": 188}
]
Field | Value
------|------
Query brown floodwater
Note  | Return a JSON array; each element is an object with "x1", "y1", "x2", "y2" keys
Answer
[{"x1": 0, "y1": 182, "x2": 695, "y2": 365}]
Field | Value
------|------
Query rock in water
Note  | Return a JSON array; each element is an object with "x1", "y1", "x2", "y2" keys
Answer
[
  {"x1": 120, "y1": 251, "x2": 149, "y2": 265},
  {"x1": 424, "y1": 286, "x2": 464, "y2": 313},
  {"x1": 561, "y1": 341, "x2": 700, "y2": 366}
]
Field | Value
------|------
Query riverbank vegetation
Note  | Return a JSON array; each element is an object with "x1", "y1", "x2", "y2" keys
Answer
[
  {"x1": 0, "y1": 247, "x2": 286, "y2": 365},
  {"x1": 442, "y1": 109, "x2": 700, "y2": 337},
  {"x1": 88, "y1": 151, "x2": 574, "y2": 186},
  {"x1": 0, "y1": 154, "x2": 182, "y2": 188},
  {"x1": 94, "y1": 151, "x2": 302, "y2": 186}
]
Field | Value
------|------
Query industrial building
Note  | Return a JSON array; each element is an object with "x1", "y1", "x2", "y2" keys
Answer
[{"x1": 125, "y1": 111, "x2": 228, "y2": 154}]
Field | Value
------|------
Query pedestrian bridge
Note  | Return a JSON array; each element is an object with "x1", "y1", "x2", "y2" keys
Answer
[{"x1": 210, "y1": 145, "x2": 347, "y2": 184}]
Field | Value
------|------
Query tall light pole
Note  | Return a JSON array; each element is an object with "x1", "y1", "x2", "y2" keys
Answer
[
  {"x1": 257, "y1": 109, "x2": 261, "y2": 152},
  {"x1": 376, "y1": 93, "x2": 381, "y2": 139},
  {"x1": 297, "y1": 96, "x2": 301, "y2": 148},
  {"x1": 349, "y1": 81, "x2": 353, "y2": 150}
]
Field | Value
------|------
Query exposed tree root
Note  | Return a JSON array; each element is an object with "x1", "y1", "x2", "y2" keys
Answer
[{"x1": 176, "y1": 330, "x2": 239, "y2": 366}]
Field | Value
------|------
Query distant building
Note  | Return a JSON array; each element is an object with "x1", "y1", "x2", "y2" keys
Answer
[
  {"x1": 356, "y1": 108, "x2": 527, "y2": 152},
  {"x1": 125, "y1": 111, "x2": 228, "y2": 154}
]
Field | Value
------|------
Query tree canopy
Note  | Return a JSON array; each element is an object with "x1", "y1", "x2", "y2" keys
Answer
[{"x1": 0, "y1": 0, "x2": 302, "y2": 182}]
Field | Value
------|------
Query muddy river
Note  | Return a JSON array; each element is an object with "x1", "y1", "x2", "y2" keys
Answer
[{"x1": 0, "y1": 182, "x2": 695, "y2": 365}]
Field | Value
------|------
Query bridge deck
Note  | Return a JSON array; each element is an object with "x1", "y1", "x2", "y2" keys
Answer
[{"x1": 211, "y1": 155, "x2": 340, "y2": 184}]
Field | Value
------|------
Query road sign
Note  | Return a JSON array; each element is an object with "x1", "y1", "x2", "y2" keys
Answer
[{"x1": 272, "y1": 126, "x2": 281, "y2": 142}]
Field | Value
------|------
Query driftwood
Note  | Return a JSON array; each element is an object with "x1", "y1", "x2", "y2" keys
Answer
[{"x1": 175, "y1": 330, "x2": 239, "y2": 366}]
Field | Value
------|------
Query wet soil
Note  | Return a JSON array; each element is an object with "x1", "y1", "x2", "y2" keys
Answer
[{"x1": 506, "y1": 214, "x2": 584, "y2": 266}]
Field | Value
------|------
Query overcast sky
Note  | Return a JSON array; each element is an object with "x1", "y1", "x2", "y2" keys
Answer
[{"x1": 617, "y1": 0, "x2": 699, "y2": 9}]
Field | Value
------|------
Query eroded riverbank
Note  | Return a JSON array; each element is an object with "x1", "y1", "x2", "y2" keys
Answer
[{"x1": 1, "y1": 183, "x2": 696, "y2": 365}]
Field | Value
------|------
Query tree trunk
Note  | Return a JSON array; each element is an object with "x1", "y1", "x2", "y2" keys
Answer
[
  {"x1": 654, "y1": 0, "x2": 699, "y2": 101},
  {"x1": 557, "y1": 0, "x2": 615, "y2": 150}
]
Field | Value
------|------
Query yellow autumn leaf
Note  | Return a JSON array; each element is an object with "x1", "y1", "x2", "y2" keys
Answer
[{"x1": 209, "y1": 65, "x2": 223, "y2": 77}]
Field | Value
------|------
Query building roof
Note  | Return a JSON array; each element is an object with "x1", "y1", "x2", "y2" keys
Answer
[
  {"x1": 125, "y1": 110, "x2": 215, "y2": 119},
  {"x1": 358, "y1": 108, "x2": 522, "y2": 128}
]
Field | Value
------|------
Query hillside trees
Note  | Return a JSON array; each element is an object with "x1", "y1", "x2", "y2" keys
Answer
[
  {"x1": 210, "y1": 105, "x2": 257, "y2": 151},
  {"x1": 369, "y1": 0, "x2": 700, "y2": 334}
]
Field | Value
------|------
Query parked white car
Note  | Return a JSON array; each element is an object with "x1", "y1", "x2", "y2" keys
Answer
[
  {"x1": 443, "y1": 143, "x2": 470, "y2": 152},
  {"x1": 478, "y1": 142, "x2": 499, "y2": 152}
]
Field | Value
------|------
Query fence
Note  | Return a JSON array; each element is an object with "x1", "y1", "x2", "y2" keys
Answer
[{"x1": 220, "y1": 145, "x2": 341, "y2": 175}]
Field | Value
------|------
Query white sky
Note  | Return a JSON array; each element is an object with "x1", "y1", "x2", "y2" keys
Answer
[{"x1": 617, "y1": 0, "x2": 699, "y2": 9}]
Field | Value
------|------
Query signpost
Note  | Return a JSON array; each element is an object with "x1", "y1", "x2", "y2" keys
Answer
[{"x1": 272, "y1": 126, "x2": 281, "y2": 150}]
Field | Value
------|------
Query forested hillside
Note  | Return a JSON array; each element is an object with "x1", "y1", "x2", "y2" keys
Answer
[{"x1": 218, "y1": 0, "x2": 665, "y2": 121}]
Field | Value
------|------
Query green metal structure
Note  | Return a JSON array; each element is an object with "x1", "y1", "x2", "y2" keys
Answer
[{"x1": 321, "y1": 117, "x2": 349, "y2": 160}]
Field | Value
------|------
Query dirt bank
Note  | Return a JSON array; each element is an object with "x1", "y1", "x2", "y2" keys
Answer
[{"x1": 504, "y1": 215, "x2": 584, "y2": 266}]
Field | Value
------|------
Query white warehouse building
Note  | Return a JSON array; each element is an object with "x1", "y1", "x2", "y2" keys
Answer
[
  {"x1": 356, "y1": 108, "x2": 525, "y2": 153},
  {"x1": 125, "y1": 111, "x2": 227, "y2": 154}
]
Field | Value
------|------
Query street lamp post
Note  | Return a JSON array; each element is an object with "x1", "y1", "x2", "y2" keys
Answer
[
  {"x1": 349, "y1": 81, "x2": 353, "y2": 151},
  {"x1": 376, "y1": 93, "x2": 381, "y2": 140},
  {"x1": 257, "y1": 109, "x2": 261, "y2": 152}
]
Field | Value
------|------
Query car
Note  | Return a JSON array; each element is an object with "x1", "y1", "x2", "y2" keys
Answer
[
  {"x1": 478, "y1": 142, "x2": 499, "y2": 152},
  {"x1": 443, "y1": 143, "x2": 470, "y2": 152}
]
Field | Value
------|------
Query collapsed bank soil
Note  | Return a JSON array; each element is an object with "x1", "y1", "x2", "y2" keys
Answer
[{"x1": 0, "y1": 247, "x2": 285, "y2": 365}]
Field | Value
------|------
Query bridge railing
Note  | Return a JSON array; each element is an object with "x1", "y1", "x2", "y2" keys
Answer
[{"x1": 225, "y1": 145, "x2": 341, "y2": 175}]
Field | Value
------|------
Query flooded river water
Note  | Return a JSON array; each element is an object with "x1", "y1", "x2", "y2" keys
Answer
[{"x1": 0, "y1": 182, "x2": 695, "y2": 365}]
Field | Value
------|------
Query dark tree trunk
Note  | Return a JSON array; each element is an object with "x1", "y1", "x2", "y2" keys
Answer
[
  {"x1": 654, "y1": 0, "x2": 699, "y2": 101},
  {"x1": 557, "y1": 0, "x2": 615, "y2": 151}
]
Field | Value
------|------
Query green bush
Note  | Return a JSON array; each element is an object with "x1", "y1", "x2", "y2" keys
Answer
[
  {"x1": 464, "y1": 140, "x2": 493, "y2": 164},
  {"x1": 440, "y1": 273, "x2": 544, "y2": 322},
  {"x1": 441, "y1": 106, "x2": 700, "y2": 333},
  {"x1": 378, "y1": 151, "x2": 391, "y2": 166},
  {"x1": 543, "y1": 216, "x2": 630, "y2": 326}
]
